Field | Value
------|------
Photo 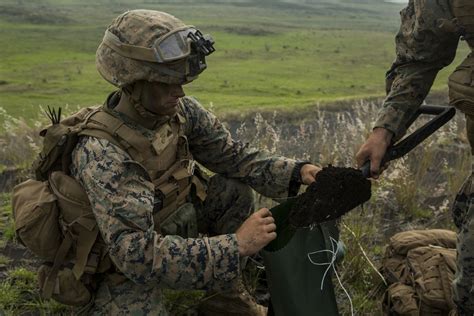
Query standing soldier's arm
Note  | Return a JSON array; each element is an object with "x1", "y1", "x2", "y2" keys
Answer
[
  {"x1": 357, "y1": 0, "x2": 461, "y2": 176},
  {"x1": 374, "y1": 0, "x2": 460, "y2": 140}
]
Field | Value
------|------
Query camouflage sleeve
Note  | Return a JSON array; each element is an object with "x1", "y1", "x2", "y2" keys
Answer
[
  {"x1": 70, "y1": 137, "x2": 240, "y2": 290},
  {"x1": 374, "y1": 0, "x2": 460, "y2": 140},
  {"x1": 180, "y1": 97, "x2": 298, "y2": 198}
]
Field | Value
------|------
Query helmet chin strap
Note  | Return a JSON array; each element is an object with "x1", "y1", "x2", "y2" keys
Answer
[
  {"x1": 122, "y1": 82, "x2": 170, "y2": 127},
  {"x1": 130, "y1": 81, "x2": 158, "y2": 119}
]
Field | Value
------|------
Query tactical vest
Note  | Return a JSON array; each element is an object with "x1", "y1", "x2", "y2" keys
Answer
[{"x1": 80, "y1": 105, "x2": 206, "y2": 226}]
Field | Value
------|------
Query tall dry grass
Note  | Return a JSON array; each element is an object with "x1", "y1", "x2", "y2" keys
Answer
[
  {"x1": 0, "y1": 108, "x2": 43, "y2": 172},
  {"x1": 0, "y1": 100, "x2": 469, "y2": 315}
]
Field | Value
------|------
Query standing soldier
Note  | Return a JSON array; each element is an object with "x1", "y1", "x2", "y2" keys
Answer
[
  {"x1": 356, "y1": 1, "x2": 474, "y2": 314},
  {"x1": 70, "y1": 9, "x2": 321, "y2": 315}
]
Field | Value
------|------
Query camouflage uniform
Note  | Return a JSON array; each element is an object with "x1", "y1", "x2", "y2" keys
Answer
[
  {"x1": 374, "y1": 0, "x2": 474, "y2": 313},
  {"x1": 70, "y1": 95, "x2": 301, "y2": 314}
]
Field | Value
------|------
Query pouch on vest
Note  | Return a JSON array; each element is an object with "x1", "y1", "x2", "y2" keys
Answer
[
  {"x1": 448, "y1": 53, "x2": 474, "y2": 116},
  {"x1": 159, "y1": 202, "x2": 199, "y2": 238}
]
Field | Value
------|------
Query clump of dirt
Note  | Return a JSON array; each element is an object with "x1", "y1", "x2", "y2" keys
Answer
[{"x1": 289, "y1": 165, "x2": 371, "y2": 227}]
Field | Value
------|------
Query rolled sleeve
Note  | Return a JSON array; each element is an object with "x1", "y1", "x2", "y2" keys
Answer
[{"x1": 375, "y1": 0, "x2": 460, "y2": 140}]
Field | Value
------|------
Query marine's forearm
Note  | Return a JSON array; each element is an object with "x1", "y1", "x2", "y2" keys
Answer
[
  {"x1": 375, "y1": 63, "x2": 440, "y2": 140},
  {"x1": 373, "y1": 0, "x2": 459, "y2": 140}
]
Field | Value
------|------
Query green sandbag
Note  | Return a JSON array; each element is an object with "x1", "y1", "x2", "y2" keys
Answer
[{"x1": 263, "y1": 199, "x2": 340, "y2": 316}]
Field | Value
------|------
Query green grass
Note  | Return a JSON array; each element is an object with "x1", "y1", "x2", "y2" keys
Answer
[
  {"x1": 0, "y1": 194, "x2": 15, "y2": 246},
  {"x1": 0, "y1": 255, "x2": 11, "y2": 266},
  {"x1": 0, "y1": 0, "x2": 469, "y2": 121},
  {"x1": 0, "y1": 267, "x2": 71, "y2": 315}
]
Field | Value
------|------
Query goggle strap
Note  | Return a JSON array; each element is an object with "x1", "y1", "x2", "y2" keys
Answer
[{"x1": 102, "y1": 31, "x2": 157, "y2": 63}]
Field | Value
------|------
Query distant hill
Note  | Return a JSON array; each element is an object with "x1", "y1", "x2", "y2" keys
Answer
[{"x1": 1, "y1": 0, "x2": 467, "y2": 119}]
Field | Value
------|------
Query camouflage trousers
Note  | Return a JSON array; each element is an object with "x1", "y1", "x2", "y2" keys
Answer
[
  {"x1": 81, "y1": 174, "x2": 255, "y2": 315},
  {"x1": 195, "y1": 174, "x2": 254, "y2": 236},
  {"x1": 451, "y1": 171, "x2": 474, "y2": 315}
]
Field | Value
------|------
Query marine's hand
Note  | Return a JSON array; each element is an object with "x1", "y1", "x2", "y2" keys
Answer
[
  {"x1": 235, "y1": 208, "x2": 276, "y2": 257},
  {"x1": 355, "y1": 127, "x2": 393, "y2": 179},
  {"x1": 300, "y1": 164, "x2": 321, "y2": 185}
]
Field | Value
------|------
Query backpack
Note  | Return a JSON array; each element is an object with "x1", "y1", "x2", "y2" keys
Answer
[
  {"x1": 12, "y1": 106, "x2": 115, "y2": 306},
  {"x1": 381, "y1": 229, "x2": 458, "y2": 316}
]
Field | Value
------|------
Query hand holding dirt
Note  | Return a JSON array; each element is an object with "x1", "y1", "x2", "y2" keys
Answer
[
  {"x1": 300, "y1": 164, "x2": 322, "y2": 185},
  {"x1": 236, "y1": 208, "x2": 277, "y2": 256},
  {"x1": 356, "y1": 127, "x2": 393, "y2": 179},
  {"x1": 289, "y1": 166, "x2": 371, "y2": 227}
]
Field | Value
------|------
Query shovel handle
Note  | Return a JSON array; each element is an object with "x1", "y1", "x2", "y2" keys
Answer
[{"x1": 361, "y1": 105, "x2": 456, "y2": 178}]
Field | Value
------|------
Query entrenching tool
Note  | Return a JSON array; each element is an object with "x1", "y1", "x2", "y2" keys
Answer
[
  {"x1": 262, "y1": 105, "x2": 456, "y2": 316},
  {"x1": 265, "y1": 105, "x2": 456, "y2": 252},
  {"x1": 360, "y1": 105, "x2": 456, "y2": 178}
]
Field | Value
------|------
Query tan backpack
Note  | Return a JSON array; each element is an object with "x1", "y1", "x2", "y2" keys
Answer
[
  {"x1": 12, "y1": 106, "x2": 115, "y2": 306},
  {"x1": 381, "y1": 229, "x2": 458, "y2": 316}
]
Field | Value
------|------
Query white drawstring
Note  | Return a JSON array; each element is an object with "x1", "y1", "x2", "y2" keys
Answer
[
  {"x1": 247, "y1": 255, "x2": 265, "y2": 269},
  {"x1": 307, "y1": 236, "x2": 354, "y2": 316}
]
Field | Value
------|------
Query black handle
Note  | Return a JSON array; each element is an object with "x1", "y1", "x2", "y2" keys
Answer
[{"x1": 361, "y1": 105, "x2": 456, "y2": 178}]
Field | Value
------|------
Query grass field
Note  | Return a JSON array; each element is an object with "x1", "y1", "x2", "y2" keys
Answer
[{"x1": 0, "y1": 0, "x2": 470, "y2": 120}]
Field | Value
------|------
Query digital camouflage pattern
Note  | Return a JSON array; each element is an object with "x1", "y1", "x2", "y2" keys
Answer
[
  {"x1": 374, "y1": 0, "x2": 474, "y2": 313},
  {"x1": 374, "y1": 0, "x2": 460, "y2": 139},
  {"x1": 70, "y1": 96, "x2": 298, "y2": 314}
]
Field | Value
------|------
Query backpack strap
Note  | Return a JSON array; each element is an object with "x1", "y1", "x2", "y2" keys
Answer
[
  {"x1": 79, "y1": 109, "x2": 155, "y2": 165},
  {"x1": 48, "y1": 171, "x2": 104, "y2": 281},
  {"x1": 72, "y1": 222, "x2": 100, "y2": 280},
  {"x1": 42, "y1": 232, "x2": 74, "y2": 299}
]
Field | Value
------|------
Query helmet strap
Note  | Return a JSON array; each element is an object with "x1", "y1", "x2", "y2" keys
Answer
[
  {"x1": 128, "y1": 81, "x2": 160, "y2": 120},
  {"x1": 122, "y1": 82, "x2": 171, "y2": 129}
]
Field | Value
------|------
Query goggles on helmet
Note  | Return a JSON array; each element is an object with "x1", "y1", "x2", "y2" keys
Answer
[
  {"x1": 102, "y1": 26, "x2": 215, "y2": 64},
  {"x1": 155, "y1": 27, "x2": 215, "y2": 62}
]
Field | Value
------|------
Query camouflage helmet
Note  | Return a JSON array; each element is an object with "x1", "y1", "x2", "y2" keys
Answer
[{"x1": 96, "y1": 10, "x2": 215, "y2": 87}]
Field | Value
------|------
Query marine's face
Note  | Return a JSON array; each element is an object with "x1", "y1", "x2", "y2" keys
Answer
[{"x1": 140, "y1": 81, "x2": 185, "y2": 116}]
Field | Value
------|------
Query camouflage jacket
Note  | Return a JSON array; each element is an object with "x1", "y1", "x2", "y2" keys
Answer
[
  {"x1": 70, "y1": 95, "x2": 299, "y2": 292},
  {"x1": 374, "y1": 0, "x2": 462, "y2": 140}
]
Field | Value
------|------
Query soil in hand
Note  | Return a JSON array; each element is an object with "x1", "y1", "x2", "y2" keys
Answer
[{"x1": 289, "y1": 165, "x2": 371, "y2": 227}]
